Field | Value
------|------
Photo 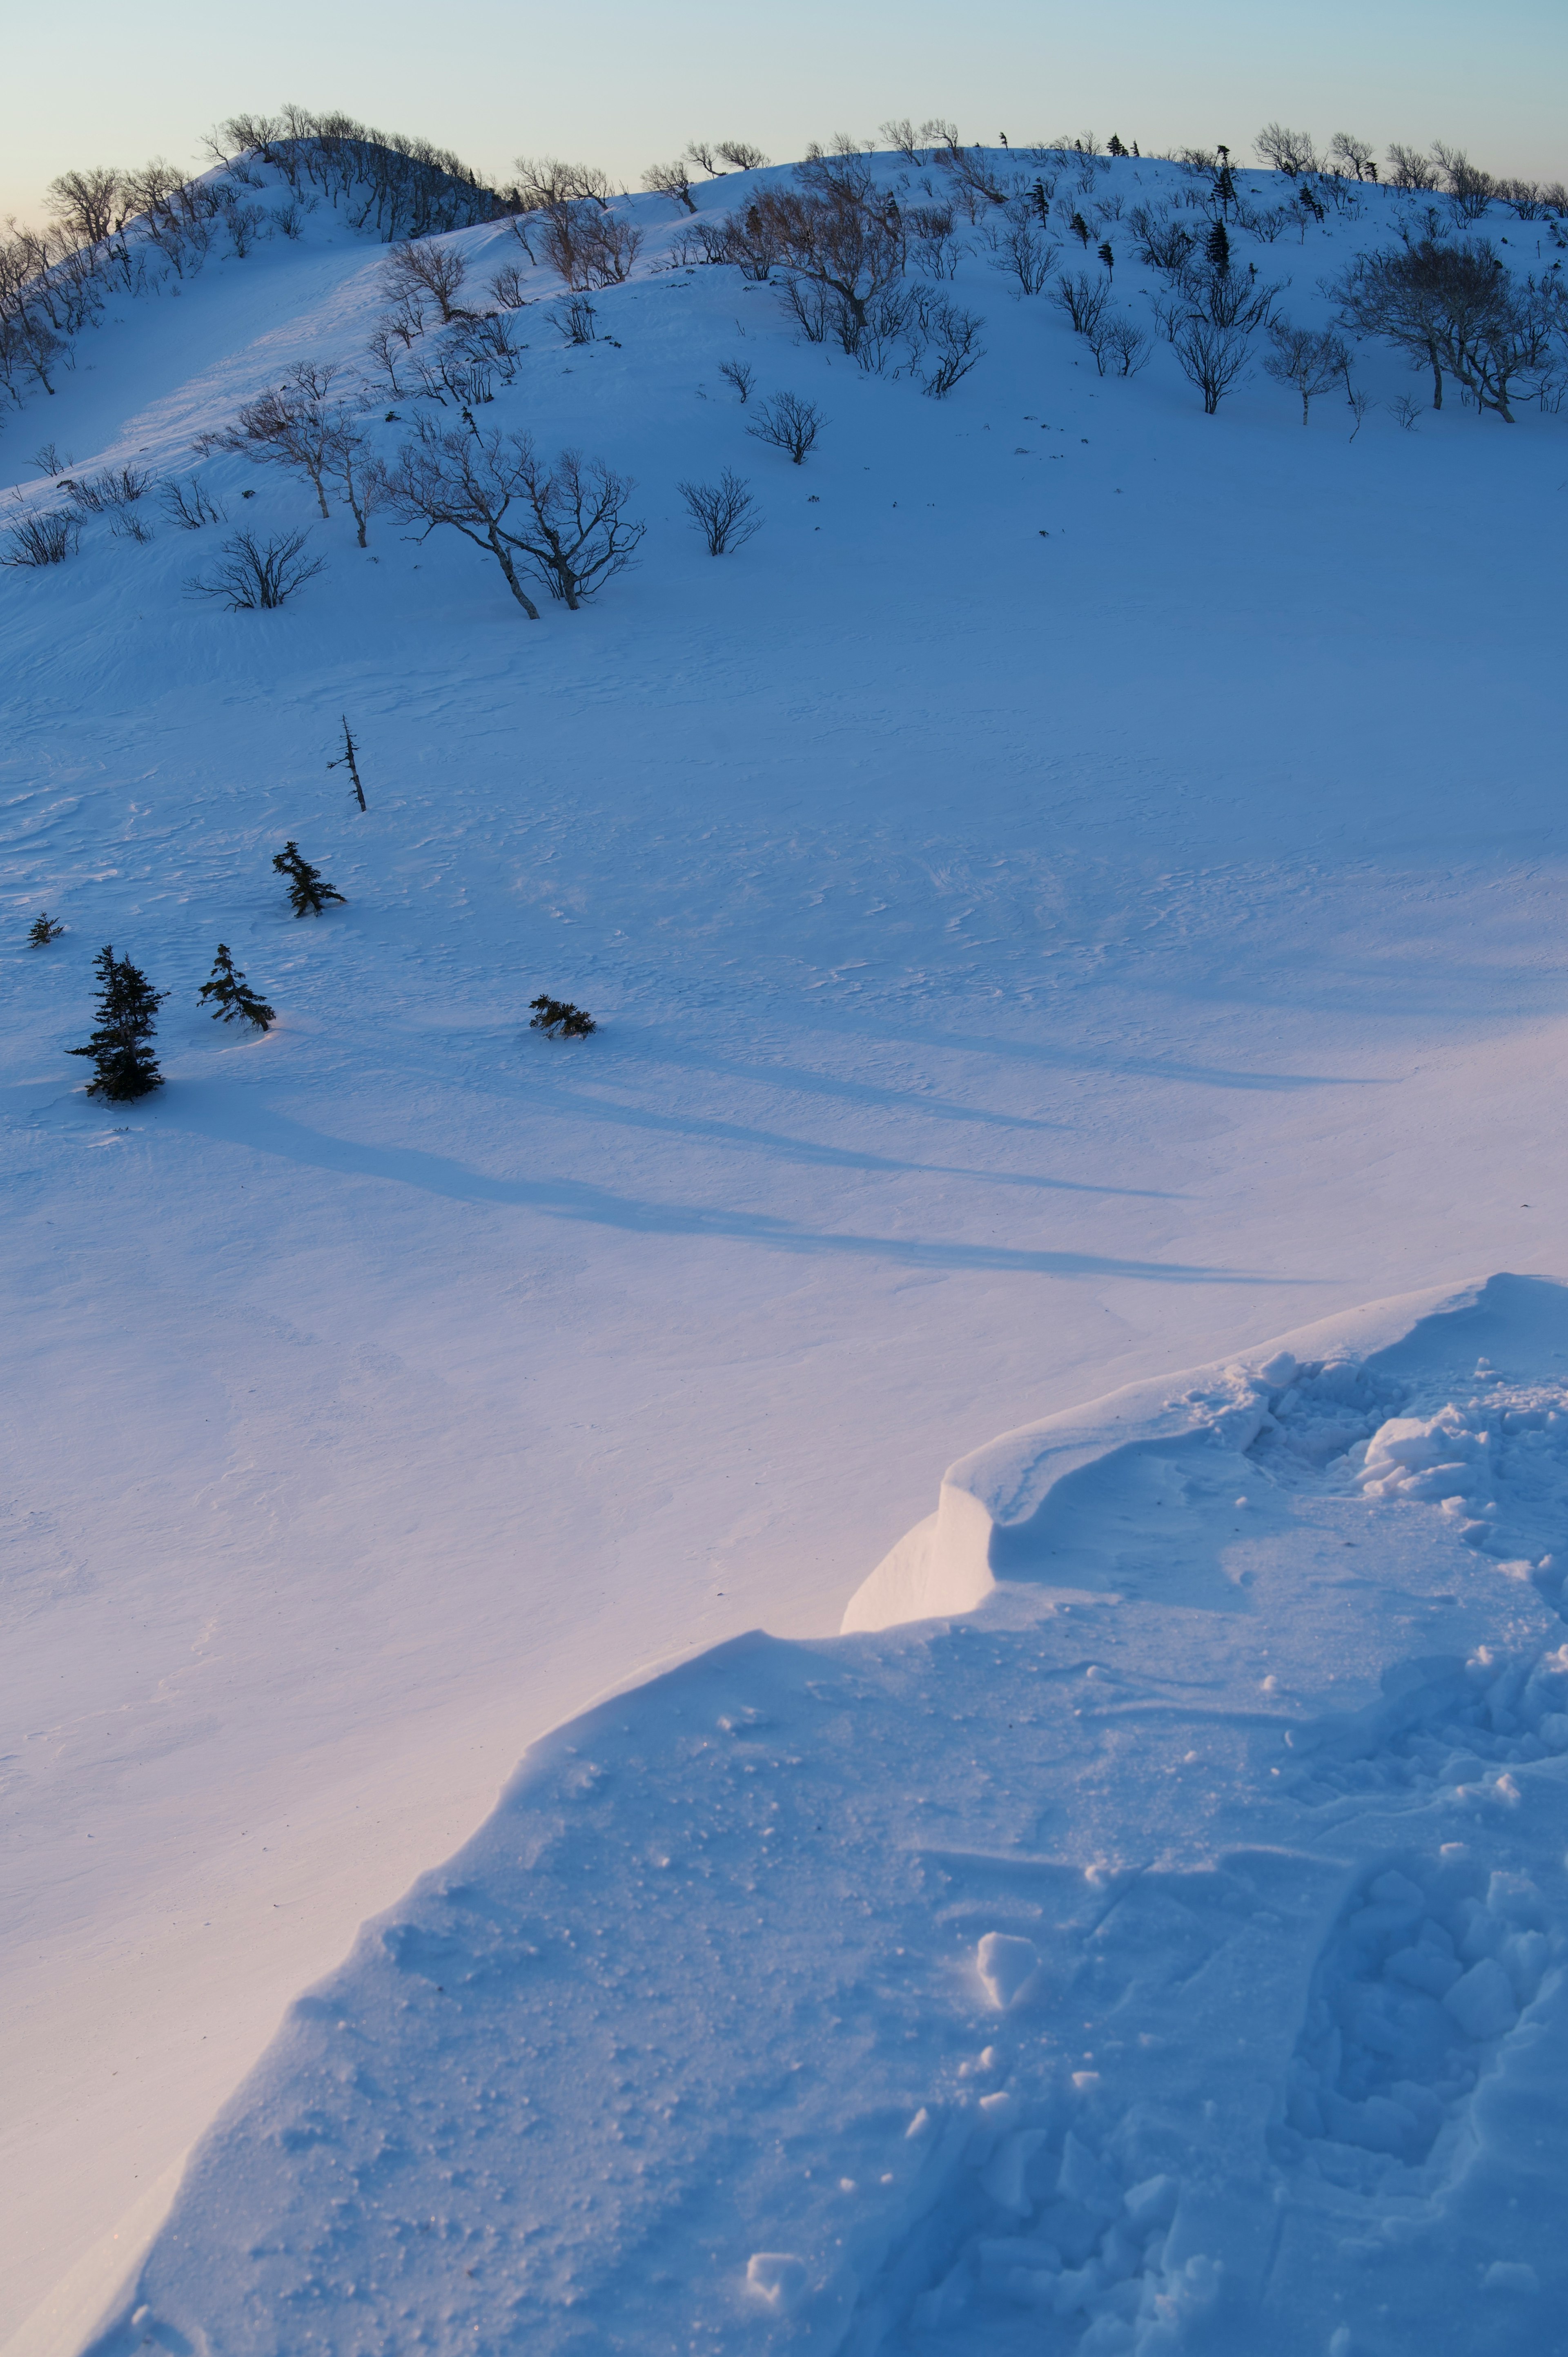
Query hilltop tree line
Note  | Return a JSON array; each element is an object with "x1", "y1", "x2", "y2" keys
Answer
[{"x1": 4, "y1": 113, "x2": 1566, "y2": 598}]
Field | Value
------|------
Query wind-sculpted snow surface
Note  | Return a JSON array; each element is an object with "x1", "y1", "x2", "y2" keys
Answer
[{"x1": 86, "y1": 1279, "x2": 1568, "y2": 2356}]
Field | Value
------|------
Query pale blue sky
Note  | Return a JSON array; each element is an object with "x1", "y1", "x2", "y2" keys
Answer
[{"x1": 3, "y1": 0, "x2": 1562, "y2": 226}]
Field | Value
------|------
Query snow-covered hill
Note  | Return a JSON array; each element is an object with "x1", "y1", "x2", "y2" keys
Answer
[{"x1": 3, "y1": 138, "x2": 1567, "y2": 2356}]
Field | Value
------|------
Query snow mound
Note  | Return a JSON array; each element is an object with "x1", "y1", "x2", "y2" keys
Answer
[{"x1": 80, "y1": 1274, "x2": 1568, "y2": 2356}]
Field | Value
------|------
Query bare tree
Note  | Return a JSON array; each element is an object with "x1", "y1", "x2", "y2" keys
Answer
[
  {"x1": 1263, "y1": 318, "x2": 1350, "y2": 421},
  {"x1": 326, "y1": 420, "x2": 386, "y2": 546},
  {"x1": 990, "y1": 222, "x2": 1058, "y2": 295},
  {"x1": 685, "y1": 142, "x2": 724, "y2": 177},
  {"x1": 185, "y1": 528, "x2": 325, "y2": 609},
  {"x1": 488, "y1": 262, "x2": 530, "y2": 309},
  {"x1": 744, "y1": 155, "x2": 906, "y2": 356},
  {"x1": 46, "y1": 167, "x2": 128, "y2": 248},
  {"x1": 205, "y1": 366, "x2": 341, "y2": 517},
  {"x1": 910, "y1": 294, "x2": 985, "y2": 396},
  {"x1": 746, "y1": 390, "x2": 826, "y2": 462},
  {"x1": 385, "y1": 418, "x2": 644, "y2": 612},
  {"x1": 381, "y1": 240, "x2": 471, "y2": 323},
  {"x1": 1172, "y1": 320, "x2": 1253, "y2": 412},
  {"x1": 548, "y1": 295, "x2": 598, "y2": 344},
  {"x1": 1386, "y1": 392, "x2": 1422, "y2": 429},
  {"x1": 718, "y1": 358, "x2": 755, "y2": 401},
  {"x1": 1334, "y1": 236, "x2": 1561, "y2": 418},
  {"x1": 513, "y1": 157, "x2": 616, "y2": 210},
  {"x1": 644, "y1": 162, "x2": 698, "y2": 215},
  {"x1": 1386, "y1": 145, "x2": 1440, "y2": 193},
  {"x1": 1255, "y1": 125, "x2": 1319, "y2": 178},
  {"x1": 1099, "y1": 316, "x2": 1151, "y2": 375},
  {"x1": 1431, "y1": 143, "x2": 1496, "y2": 222},
  {"x1": 880, "y1": 119, "x2": 924, "y2": 165},
  {"x1": 537, "y1": 202, "x2": 642, "y2": 289},
  {"x1": 677, "y1": 468, "x2": 763, "y2": 552},
  {"x1": 1328, "y1": 133, "x2": 1377, "y2": 182},
  {"x1": 717, "y1": 141, "x2": 768, "y2": 172}
]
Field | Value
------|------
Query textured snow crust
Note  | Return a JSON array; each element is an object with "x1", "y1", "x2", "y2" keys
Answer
[{"x1": 85, "y1": 1278, "x2": 1568, "y2": 2357}]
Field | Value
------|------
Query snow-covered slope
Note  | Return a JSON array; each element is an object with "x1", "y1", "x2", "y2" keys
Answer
[{"x1": 2, "y1": 145, "x2": 1566, "y2": 2352}]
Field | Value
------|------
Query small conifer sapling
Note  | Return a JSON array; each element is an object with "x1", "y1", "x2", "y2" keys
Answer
[
  {"x1": 272, "y1": 841, "x2": 346, "y2": 918},
  {"x1": 70, "y1": 943, "x2": 166, "y2": 1100},
  {"x1": 199, "y1": 943, "x2": 275, "y2": 1030},
  {"x1": 529, "y1": 994, "x2": 597, "y2": 1038},
  {"x1": 28, "y1": 912, "x2": 65, "y2": 946}
]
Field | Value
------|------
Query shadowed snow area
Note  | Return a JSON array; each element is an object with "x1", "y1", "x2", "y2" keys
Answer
[
  {"x1": 2, "y1": 138, "x2": 1567, "y2": 2357},
  {"x1": 84, "y1": 1277, "x2": 1568, "y2": 2355}
]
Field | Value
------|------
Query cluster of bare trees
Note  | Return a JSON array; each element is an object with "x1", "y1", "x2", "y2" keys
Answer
[
  {"x1": 199, "y1": 363, "x2": 389, "y2": 542},
  {"x1": 217, "y1": 110, "x2": 513, "y2": 241},
  {"x1": 677, "y1": 150, "x2": 985, "y2": 396},
  {"x1": 1, "y1": 118, "x2": 521, "y2": 427},
  {"x1": 1334, "y1": 237, "x2": 1566, "y2": 421},
  {"x1": 1252, "y1": 125, "x2": 1566, "y2": 221},
  {"x1": 366, "y1": 244, "x2": 525, "y2": 405}
]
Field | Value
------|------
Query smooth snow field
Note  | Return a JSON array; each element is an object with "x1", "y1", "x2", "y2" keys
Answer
[{"x1": 2, "y1": 146, "x2": 1566, "y2": 2357}]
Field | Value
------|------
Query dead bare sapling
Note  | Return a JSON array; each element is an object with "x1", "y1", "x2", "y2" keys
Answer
[
  {"x1": 3, "y1": 509, "x2": 80, "y2": 566},
  {"x1": 1263, "y1": 318, "x2": 1351, "y2": 421},
  {"x1": 159, "y1": 476, "x2": 226, "y2": 528},
  {"x1": 718, "y1": 358, "x2": 755, "y2": 401}
]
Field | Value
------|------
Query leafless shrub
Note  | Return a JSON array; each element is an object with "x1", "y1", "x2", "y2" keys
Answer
[
  {"x1": 1255, "y1": 124, "x2": 1319, "y2": 178},
  {"x1": 881, "y1": 119, "x2": 924, "y2": 165},
  {"x1": 64, "y1": 464, "x2": 152, "y2": 515},
  {"x1": 644, "y1": 162, "x2": 697, "y2": 215},
  {"x1": 514, "y1": 157, "x2": 615, "y2": 211},
  {"x1": 1127, "y1": 205, "x2": 1195, "y2": 273},
  {"x1": 222, "y1": 197, "x2": 268, "y2": 259},
  {"x1": 366, "y1": 325, "x2": 408, "y2": 396},
  {"x1": 1347, "y1": 384, "x2": 1372, "y2": 437},
  {"x1": 489, "y1": 261, "x2": 531, "y2": 308},
  {"x1": 718, "y1": 357, "x2": 755, "y2": 401},
  {"x1": 1050, "y1": 270, "x2": 1111, "y2": 336},
  {"x1": 549, "y1": 295, "x2": 599, "y2": 344},
  {"x1": 1171, "y1": 319, "x2": 1253, "y2": 412},
  {"x1": 185, "y1": 528, "x2": 325, "y2": 609},
  {"x1": 159, "y1": 476, "x2": 227, "y2": 528},
  {"x1": 1498, "y1": 180, "x2": 1546, "y2": 221},
  {"x1": 937, "y1": 140, "x2": 1013, "y2": 210},
  {"x1": 381, "y1": 239, "x2": 471, "y2": 323},
  {"x1": 1262, "y1": 318, "x2": 1350, "y2": 421},
  {"x1": 910, "y1": 293, "x2": 985, "y2": 396},
  {"x1": 111, "y1": 509, "x2": 155, "y2": 543},
  {"x1": 746, "y1": 390, "x2": 825, "y2": 462},
  {"x1": 1087, "y1": 314, "x2": 1151, "y2": 376},
  {"x1": 1387, "y1": 145, "x2": 1440, "y2": 193},
  {"x1": 537, "y1": 202, "x2": 642, "y2": 289},
  {"x1": 275, "y1": 195, "x2": 307, "y2": 239},
  {"x1": 718, "y1": 202, "x2": 781, "y2": 281},
  {"x1": 31, "y1": 443, "x2": 73, "y2": 477},
  {"x1": 2, "y1": 508, "x2": 79, "y2": 566},
  {"x1": 678, "y1": 468, "x2": 763, "y2": 553},
  {"x1": 718, "y1": 141, "x2": 768, "y2": 172},
  {"x1": 990, "y1": 222, "x2": 1058, "y2": 295},
  {"x1": 1386, "y1": 392, "x2": 1422, "y2": 429}
]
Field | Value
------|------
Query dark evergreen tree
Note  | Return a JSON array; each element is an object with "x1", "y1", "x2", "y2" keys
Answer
[
  {"x1": 1205, "y1": 219, "x2": 1232, "y2": 276},
  {"x1": 69, "y1": 944, "x2": 166, "y2": 1100},
  {"x1": 198, "y1": 943, "x2": 275, "y2": 1030},
  {"x1": 1070, "y1": 211, "x2": 1092, "y2": 248},
  {"x1": 529, "y1": 995, "x2": 597, "y2": 1038},
  {"x1": 272, "y1": 841, "x2": 346, "y2": 918},
  {"x1": 28, "y1": 912, "x2": 65, "y2": 946}
]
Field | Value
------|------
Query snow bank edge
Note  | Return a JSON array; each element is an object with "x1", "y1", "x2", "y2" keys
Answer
[{"x1": 841, "y1": 1280, "x2": 1488, "y2": 1632}]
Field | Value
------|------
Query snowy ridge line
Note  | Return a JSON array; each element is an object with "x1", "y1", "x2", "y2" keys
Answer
[{"x1": 844, "y1": 1279, "x2": 1480, "y2": 1630}]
